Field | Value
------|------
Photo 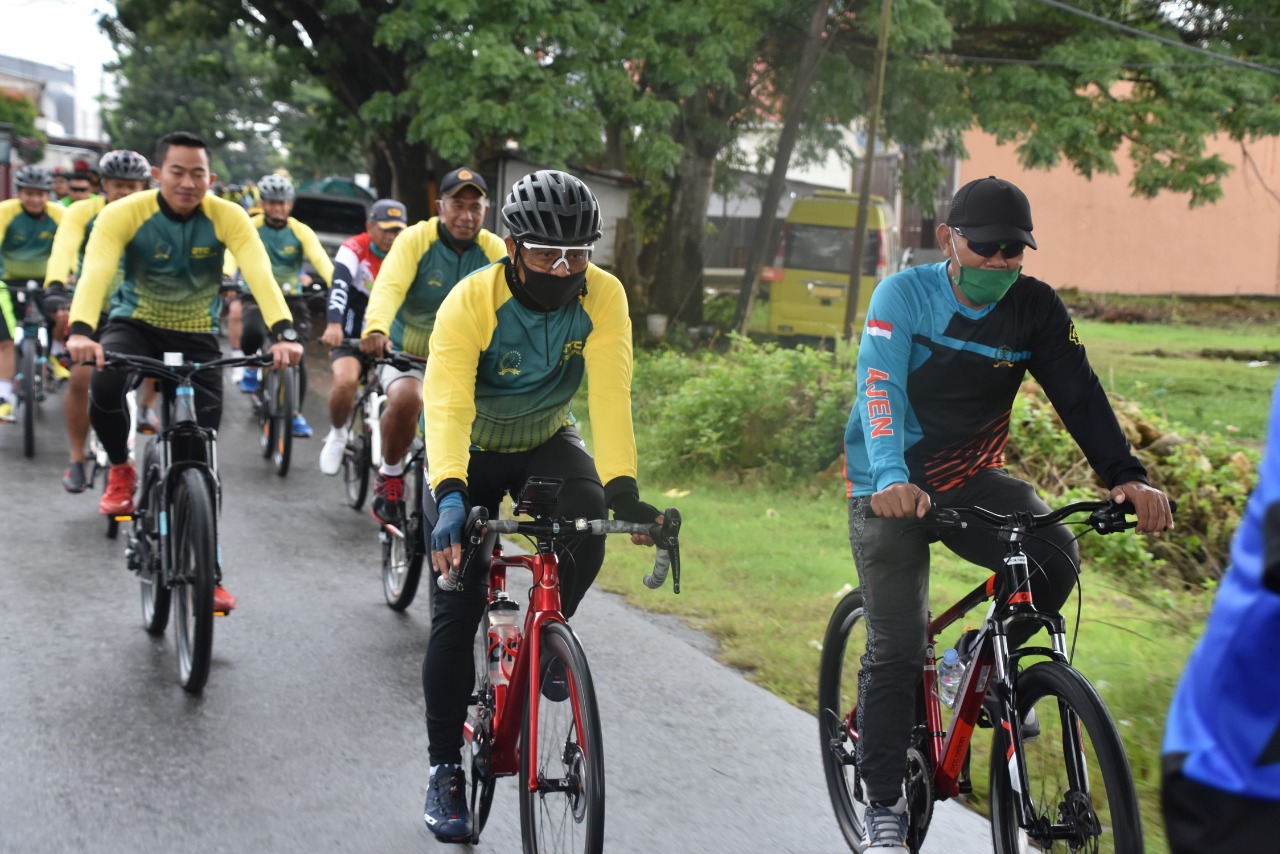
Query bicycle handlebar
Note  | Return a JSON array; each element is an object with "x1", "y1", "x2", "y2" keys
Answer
[
  {"x1": 438, "y1": 506, "x2": 683, "y2": 594},
  {"x1": 338, "y1": 337, "x2": 427, "y2": 372},
  {"x1": 96, "y1": 350, "x2": 274, "y2": 376},
  {"x1": 904, "y1": 498, "x2": 1177, "y2": 535}
]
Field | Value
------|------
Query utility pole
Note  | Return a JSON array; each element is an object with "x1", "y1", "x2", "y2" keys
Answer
[{"x1": 842, "y1": 0, "x2": 893, "y2": 342}]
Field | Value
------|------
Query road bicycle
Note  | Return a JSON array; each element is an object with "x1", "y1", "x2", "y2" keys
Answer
[
  {"x1": 11, "y1": 280, "x2": 62, "y2": 458},
  {"x1": 818, "y1": 499, "x2": 1171, "y2": 853},
  {"x1": 107, "y1": 349, "x2": 271, "y2": 693},
  {"x1": 438, "y1": 477, "x2": 682, "y2": 852},
  {"x1": 251, "y1": 356, "x2": 297, "y2": 477},
  {"x1": 338, "y1": 344, "x2": 419, "y2": 511}
]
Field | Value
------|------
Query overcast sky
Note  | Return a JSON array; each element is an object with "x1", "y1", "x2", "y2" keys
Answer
[{"x1": 1, "y1": 0, "x2": 119, "y2": 98}]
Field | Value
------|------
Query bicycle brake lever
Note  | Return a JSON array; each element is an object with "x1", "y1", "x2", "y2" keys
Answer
[{"x1": 439, "y1": 506, "x2": 490, "y2": 592}]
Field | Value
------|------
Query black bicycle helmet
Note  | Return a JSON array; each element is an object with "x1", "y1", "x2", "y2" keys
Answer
[
  {"x1": 14, "y1": 165, "x2": 54, "y2": 191},
  {"x1": 98, "y1": 149, "x2": 151, "y2": 181},
  {"x1": 258, "y1": 174, "x2": 295, "y2": 201},
  {"x1": 501, "y1": 170, "x2": 602, "y2": 245}
]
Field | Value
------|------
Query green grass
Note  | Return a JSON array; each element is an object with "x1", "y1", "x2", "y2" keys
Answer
[{"x1": 1077, "y1": 319, "x2": 1278, "y2": 442}]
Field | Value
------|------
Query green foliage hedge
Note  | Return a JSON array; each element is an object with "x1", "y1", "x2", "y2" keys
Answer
[{"x1": 632, "y1": 337, "x2": 1259, "y2": 586}]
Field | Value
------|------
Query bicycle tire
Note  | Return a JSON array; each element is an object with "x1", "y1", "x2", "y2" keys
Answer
[
  {"x1": 258, "y1": 369, "x2": 274, "y2": 459},
  {"x1": 381, "y1": 458, "x2": 424, "y2": 610},
  {"x1": 342, "y1": 400, "x2": 369, "y2": 509},
  {"x1": 519, "y1": 620, "x2": 605, "y2": 854},
  {"x1": 104, "y1": 463, "x2": 119, "y2": 539},
  {"x1": 468, "y1": 613, "x2": 498, "y2": 842},
  {"x1": 272, "y1": 366, "x2": 293, "y2": 476},
  {"x1": 136, "y1": 451, "x2": 170, "y2": 635},
  {"x1": 171, "y1": 468, "x2": 217, "y2": 693},
  {"x1": 20, "y1": 337, "x2": 37, "y2": 458},
  {"x1": 818, "y1": 588, "x2": 934, "y2": 853},
  {"x1": 989, "y1": 661, "x2": 1143, "y2": 854}
]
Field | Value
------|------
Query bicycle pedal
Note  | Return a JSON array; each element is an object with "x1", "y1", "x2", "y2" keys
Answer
[{"x1": 214, "y1": 609, "x2": 231, "y2": 617}]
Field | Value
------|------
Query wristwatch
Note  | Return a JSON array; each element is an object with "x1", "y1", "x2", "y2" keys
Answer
[{"x1": 276, "y1": 327, "x2": 300, "y2": 343}]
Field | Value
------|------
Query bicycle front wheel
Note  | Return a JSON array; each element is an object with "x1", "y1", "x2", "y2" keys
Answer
[
  {"x1": 519, "y1": 620, "x2": 605, "y2": 854},
  {"x1": 342, "y1": 401, "x2": 369, "y2": 509},
  {"x1": 258, "y1": 369, "x2": 274, "y2": 459},
  {"x1": 989, "y1": 661, "x2": 1143, "y2": 854},
  {"x1": 20, "y1": 337, "x2": 37, "y2": 458},
  {"x1": 171, "y1": 468, "x2": 217, "y2": 693},
  {"x1": 136, "y1": 449, "x2": 169, "y2": 634},
  {"x1": 271, "y1": 367, "x2": 293, "y2": 476},
  {"x1": 381, "y1": 460, "x2": 424, "y2": 610}
]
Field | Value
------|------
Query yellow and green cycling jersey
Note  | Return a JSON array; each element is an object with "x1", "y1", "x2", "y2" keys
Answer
[
  {"x1": 223, "y1": 214, "x2": 334, "y2": 295},
  {"x1": 69, "y1": 189, "x2": 292, "y2": 334},
  {"x1": 424, "y1": 259, "x2": 638, "y2": 493},
  {"x1": 0, "y1": 198, "x2": 63, "y2": 282},
  {"x1": 362, "y1": 218, "x2": 506, "y2": 358},
  {"x1": 44, "y1": 195, "x2": 119, "y2": 314}
]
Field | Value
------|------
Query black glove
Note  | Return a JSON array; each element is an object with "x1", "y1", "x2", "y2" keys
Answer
[{"x1": 610, "y1": 492, "x2": 661, "y2": 525}]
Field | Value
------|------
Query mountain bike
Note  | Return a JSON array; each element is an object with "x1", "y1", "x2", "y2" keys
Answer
[
  {"x1": 337, "y1": 343, "x2": 417, "y2": 511},
  {"x1": 818, "y1": 499, "x2": 1171, "y2": 853},
  {"x1": 252, "y1": 357, "x2": 296, "y2": 476},
  {"x1": 371, "y1": 349, "x2": 428, "y2": 610},
  {"x1": 108, "y1": 349, "x2": 271, "y2": 693},
  {"x1": 11, "y1": 280, "x2": 60, "y2": 458},
  {"x1": 438, "y1": 477, "x2": 682, "y2": 852}
]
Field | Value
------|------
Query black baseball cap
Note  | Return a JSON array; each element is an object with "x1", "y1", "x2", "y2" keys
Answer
[
  {"x1": 370, "y1": 198, "x2": 408, "y2": 230},
  {"x1": 439, "y1": 167, "x2": 487, "y2": 198},
  {"x1": 946, "y1": 176, "x2": 1037, "y2": 249}
]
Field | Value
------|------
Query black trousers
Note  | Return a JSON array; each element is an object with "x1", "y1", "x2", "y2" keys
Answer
[
  {"x1": 90, "y1": 319, "x2": 223, "y2": 465},
  {"x1": 1163, "y1": 768, "x2": 1280, "y2": 853},
  {"x1": 421, "y1": 428, "x2": 605, "y2": 765}
]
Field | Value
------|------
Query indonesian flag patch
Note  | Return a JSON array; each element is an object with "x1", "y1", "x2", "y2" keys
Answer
[{"x1": 866, "y1": 319, "x2": 893, "y2": 339}]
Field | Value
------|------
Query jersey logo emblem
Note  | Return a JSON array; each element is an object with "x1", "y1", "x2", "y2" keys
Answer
[
  {"x1": 497, "y1": 351, "x2": 523, "y2": 376},
  {"x1": 190, "y1": 246, "x2": 213, "y2": 259},
  {"x1": 1068, "y1": 321, "x2": 1081, "y2": 346},
  {"x1": 153, "y1": 241, "x2": 172, "y2": 261},
  {"x1": 993, "y1": 345, "x2": 1016, "y2": 368}
]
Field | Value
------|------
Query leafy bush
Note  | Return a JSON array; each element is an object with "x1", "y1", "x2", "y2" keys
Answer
[{"x1": 634, "y1": 336, "x2": 856, "y2": 482}]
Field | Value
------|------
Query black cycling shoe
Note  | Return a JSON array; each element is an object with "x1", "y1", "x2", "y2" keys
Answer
[
  {"x1": 62, "y1": 461, "x2": 87, "y2": 494},
  {"x1": 423, "y1": 764, "x2": 472, "y2": 842},
  {"x1": 540, "y1": 656, "x2": 569, "y2": 703}
]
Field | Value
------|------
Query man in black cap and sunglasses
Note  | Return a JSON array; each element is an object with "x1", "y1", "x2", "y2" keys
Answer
[{"x1": 841, "y1": 175, "x2": 1173, "y2": 852}]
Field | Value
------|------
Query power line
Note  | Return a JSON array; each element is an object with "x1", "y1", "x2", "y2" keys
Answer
[{"x1": 1030, "y1": 0, "x2": 1280, "y2": 75}]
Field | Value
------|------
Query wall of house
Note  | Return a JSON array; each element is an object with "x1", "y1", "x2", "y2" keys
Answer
[{"x1": 960, "y1": 132, "x2": 1280, "y2": 296}]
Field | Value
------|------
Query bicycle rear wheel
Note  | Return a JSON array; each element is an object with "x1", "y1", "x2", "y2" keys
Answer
[
  {"x1": 382, "y1": 457, "x2": 425, "y2": 610},
  {"x1": 20, "y1": 337, "x2": 37, "y2": 458},
  {"x1": 342, "y1": 399, "x2": 370, "y2": 509},
  {"x1": 171, "y1": 468, "x2": 217, "y2": 693},
  {"x1": 271, "y1": 366, "x2": 293, "y2": 476},
  {"x1": 989, "y1": 661, "x2": 1143, "y2": 854},
  {"x1": 818, "y1": 588, "x2": 933, "y2": 852},
  {"x1": 258, "y1": 369, "x2": 275, "y2": 459},
  {"x1": 135, "y1": 462, "x2": 170, "y2": 635},
  {"x1": 519, "y1": 620, "x2": 604, "y2": 854}
]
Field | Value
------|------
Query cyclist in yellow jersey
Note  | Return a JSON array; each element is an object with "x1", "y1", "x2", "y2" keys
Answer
[
  {"x1": 66, "y1": 131, "x2": 303, "y2": 614},
  {"x1": 418, "y1": 170, "x2": 663, "y2": 840},
  {"x1": 44, "y1": 150, "x2": 153, "y2": 492},
  {"x1": 360, "y1": 167, "x2": 507, "y2": 527},
  {"x1": 225, "y1": 173, "x2": 334, "y2": 437},
  {"x1": 0, "y1": 165, "x2": 64, "y2": 421}
]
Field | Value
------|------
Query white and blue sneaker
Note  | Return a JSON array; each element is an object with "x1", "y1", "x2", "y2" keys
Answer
[{"x1": 864, "y1": 795, "x2": 909, "y2": 852}]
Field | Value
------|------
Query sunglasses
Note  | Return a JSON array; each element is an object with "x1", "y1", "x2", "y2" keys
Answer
[
  {"x1": 70, "y1": 185, "x2": 91, "y2": 193},
  {"x1": 521, "y1": 242, "x2": 594, "y2": 273},
  {"x1": 952, "y1": 227, "x2": 1026, "y2": 259}
]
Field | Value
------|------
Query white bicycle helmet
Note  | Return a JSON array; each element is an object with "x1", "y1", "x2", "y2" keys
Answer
[
  {"x1": 98, "y1": 150, "x2": 151, "y2": 182},
  {"x1": 14, "y1": 165, "x2": 54, "y2": 191},
  {"x1": 258, "y1": 174, "x2": 295, "y2": 201}
]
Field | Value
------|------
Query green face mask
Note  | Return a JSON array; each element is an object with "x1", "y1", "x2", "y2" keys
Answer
[{"x1": 949, "y1": 264, "x2": 1021, "y2": 305}]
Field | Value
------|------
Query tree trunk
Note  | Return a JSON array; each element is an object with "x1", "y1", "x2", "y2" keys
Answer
[{"x1": 639, "y1": 142, "x2": 718, "y2": 326}]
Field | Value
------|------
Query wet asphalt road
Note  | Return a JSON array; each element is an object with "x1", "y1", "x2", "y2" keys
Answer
[{"x1": 0, "y1": 351, "x2": 991, "y2": 853}]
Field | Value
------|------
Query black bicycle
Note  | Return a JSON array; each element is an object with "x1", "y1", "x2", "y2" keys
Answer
[
  {"x1": 252, "y1": 358, "x2": 296, "y2": 477},
  {"x1": 107, "y1": 349, "x2": 270, "y2": 692},
  {"x1": 11, "y1": 280, "x2": 60, "y2": 458}
]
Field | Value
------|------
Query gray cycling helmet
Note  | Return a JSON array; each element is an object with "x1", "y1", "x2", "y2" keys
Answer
[
  {"x1": 98, "y1": 149, "x2": 151, "y2": 182},
  {"x1": 14, "y1": 165, "x2": 53, "y2": 191},
  {"x1": 258, "y1": 174, "x2": 295, "y2": 201},
  {"x1": 501, "y1": 170, "x2": 602, "y2": 245}
]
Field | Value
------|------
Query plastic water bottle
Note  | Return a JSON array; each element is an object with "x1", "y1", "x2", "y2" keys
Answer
[
  {"x1": 937, "y1": 647, "x2": 966, "y2": 708},
  {"x1": 487, "y1": 597, "x2": 521, "y2": 687}
]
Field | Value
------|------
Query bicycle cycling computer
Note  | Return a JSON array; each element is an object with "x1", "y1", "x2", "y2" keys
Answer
[{"x1": 513, "y1": 477, "x2": 564, "y2": 517}]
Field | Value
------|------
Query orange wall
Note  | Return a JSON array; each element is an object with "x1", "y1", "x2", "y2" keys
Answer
[{"x1": 960, "y1": 132, "x2": 1280, "y2": 296}]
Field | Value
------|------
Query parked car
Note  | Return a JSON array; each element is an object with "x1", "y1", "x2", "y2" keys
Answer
[
  {"x1": 290, "y1": 192, "x2": 372, "y2": 260},
  {"x1": 900, "y1": 246, "x2": 947, "y2": 269}
]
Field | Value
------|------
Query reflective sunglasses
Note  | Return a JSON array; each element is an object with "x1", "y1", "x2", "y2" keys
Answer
[
  {"x1": 521, "y1": 242, "x2": 594, "y2": 273},
  {"x1": 952, "y1": 227, "x2": 1026, "y2": 259}
]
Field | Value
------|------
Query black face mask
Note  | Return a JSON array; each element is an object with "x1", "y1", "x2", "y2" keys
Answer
[{"x1": 511, "y1": 256, "x2": 586, "y2": 311}]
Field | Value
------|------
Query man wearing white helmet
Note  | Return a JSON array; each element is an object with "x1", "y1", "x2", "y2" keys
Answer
[
  {"x1": 0, "y1": 165, "x2": 64, "y2": 421},
  {"x1": 225, "y1": 173, "x2": 334, "y2": 438},
  {"x1": 44, "y1": 149, "x2": 153, "y2": 491}
]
